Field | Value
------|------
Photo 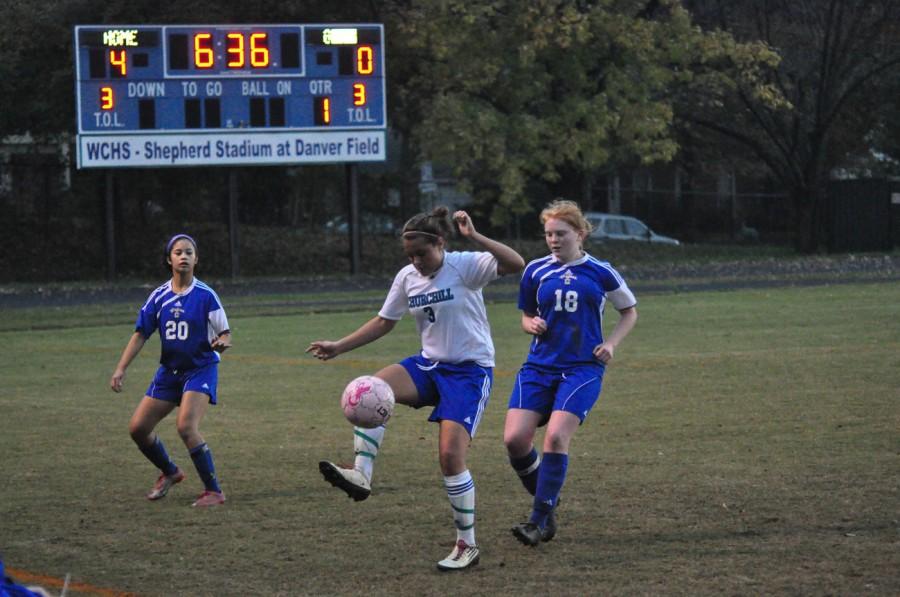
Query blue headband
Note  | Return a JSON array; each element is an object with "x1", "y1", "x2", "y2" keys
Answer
[{"x1": 166, "y1": 234, "x2": 197, "y2": 253}]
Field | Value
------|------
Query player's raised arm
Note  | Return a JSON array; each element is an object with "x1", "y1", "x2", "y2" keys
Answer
[{"x1": 453, "y1": 210, "x2": 525, "y2": 275}]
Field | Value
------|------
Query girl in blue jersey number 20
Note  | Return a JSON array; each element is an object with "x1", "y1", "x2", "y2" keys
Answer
[
  {"x1": 109, "y1": 234, "x2": 232, "y2": 508},
  {"x1": 506, "y1": 200, "x2": 638, "y2": 546}
]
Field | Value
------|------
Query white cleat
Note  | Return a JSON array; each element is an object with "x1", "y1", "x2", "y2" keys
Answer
[
  {"x1": 437, "y1": 539, "x2": 480, "y2": 571},
  {"x1": 319, "y1": 461, "x2": 371, "y2": 501}
]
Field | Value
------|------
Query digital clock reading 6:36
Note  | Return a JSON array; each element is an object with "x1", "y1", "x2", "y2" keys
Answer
[
  {"x1": 193, "y1": 32, "x2": 271, "y2": 69},
  {"x1": 164, "y1": 26, "x2": 376, "y2": 77}
]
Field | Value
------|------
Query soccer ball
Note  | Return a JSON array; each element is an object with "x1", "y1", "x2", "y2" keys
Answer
[{"x1": 340, "y1": 375, "x2": 395, "y2": 428}]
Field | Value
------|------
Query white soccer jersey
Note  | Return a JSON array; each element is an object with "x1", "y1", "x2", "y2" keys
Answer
[{"x1": 379, "y1": 251, "x2": 500, "y2": 367}]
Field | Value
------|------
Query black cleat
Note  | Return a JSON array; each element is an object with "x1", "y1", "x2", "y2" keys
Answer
[
  {"x1": 542, "y1": 508, "x2": 557, "y2": 542},
  {"x1": 511, "y1": 522, "x2": 543, "y2": 547},
  {"x1": 319, "y1": 460, "x2": 371, "y2": 501}
]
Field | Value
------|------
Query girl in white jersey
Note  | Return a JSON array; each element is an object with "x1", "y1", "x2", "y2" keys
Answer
[
  {"x1": 505, "y1": 200, "x2": 638, "y2": 546},
  {"x1": 307, "y1": 206, "x2": 524, "y2": 571},
  {"x1": 109, "y1": 234, "x2": 232, "y2": 508}
]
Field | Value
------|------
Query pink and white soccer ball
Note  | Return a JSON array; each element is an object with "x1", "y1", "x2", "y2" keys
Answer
[{"x1": 340, "y1": 375, "x2": 395, "y2": 428}]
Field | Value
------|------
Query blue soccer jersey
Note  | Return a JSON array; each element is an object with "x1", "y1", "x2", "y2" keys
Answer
[
  {"x1": 135, "y1": 278, "x2": 229, "y2": 372},
  {"x1": 518, "y1": 253, "x2": 636, "y2": 370}
]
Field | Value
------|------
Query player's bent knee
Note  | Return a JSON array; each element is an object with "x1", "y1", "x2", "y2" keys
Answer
[
  {"x1": 439, "y1": 451, "x2": 466, "y2": 475},
  {"x1": 129, "y1": 422, "x2": 153, "y2": 443},
  {"x1": 176, "y1": 423, "x2": 201, "y2": 444},
  {"x1": 504, "y1": 435, "x2": 529, "y2": 456},
  {"x1": 543, "y1": 433, "x2": 571, "y2": 454}
]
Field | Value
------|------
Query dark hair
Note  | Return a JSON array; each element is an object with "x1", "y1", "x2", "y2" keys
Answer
[
  {"x1": 165, "y1": 233, "x2": 197, "y2": 254},
  {"x1": 401, "y1": 206, "x2": 454, "y2": 243},
  {"x1": 164, "y1": 234, "x2": 198, "y2": 267}
]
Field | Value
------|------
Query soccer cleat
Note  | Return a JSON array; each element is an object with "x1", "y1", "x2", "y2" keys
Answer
[
  {"x1": 511, "y1": 522, "x2": 543, "y2": 547},
  {"x1": 319, "y1": 461, "x2": 371, "y2": 502},
  {"x1": 192, "y1": 490, "x2": 226, "y2": 507},
  {"x1": 146, "y1": 468, "x2": 185, "y2": 501},
  {"x1": 436, "y1": 539, "x2": 480, "y2": 571},
  {"x1": 542, "y1": 508, "x2": 557, "y2": 542}
]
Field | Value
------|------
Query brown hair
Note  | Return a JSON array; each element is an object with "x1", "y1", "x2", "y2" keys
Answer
[
  {"x1": 401, "y1": 205, "x2": 454, "y2": 244},
  {"x1": 164, "y1": 233, "x2": 198, "y2": 268},
  {"x1": 540, "y1": 199, "x2": 593, "y2": 236}
]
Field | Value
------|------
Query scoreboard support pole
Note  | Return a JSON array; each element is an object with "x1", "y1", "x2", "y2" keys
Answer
[
  {"x1": 228, "y1": 169, "x2": 240, "y2": 280},
  {"x1": 104, "y1": 170, "x2": 116, "y2": 280},
  {"x1": 346, "y1": 164, "x2": 361, "y2": 275}
]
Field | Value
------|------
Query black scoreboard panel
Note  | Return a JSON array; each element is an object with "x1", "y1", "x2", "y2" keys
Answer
[{"x1": 75, "y1": 24, "x2": 386, "y2": 133}]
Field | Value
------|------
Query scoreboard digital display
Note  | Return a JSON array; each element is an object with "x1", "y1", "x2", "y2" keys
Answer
[{"x1": 74, "y1": 24, "x2": 386, "y2": 168}]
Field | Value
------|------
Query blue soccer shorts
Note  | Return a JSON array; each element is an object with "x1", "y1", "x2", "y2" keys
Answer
[
  {"x1": 399, "y1": 355, "x2": 493, "y2": 438},
  {"x1": 146, "y1": 362, "x2": 218, "y2": 405},
  {"x1": 508, "y1": 363, "x2": 604, "y2": 424}
]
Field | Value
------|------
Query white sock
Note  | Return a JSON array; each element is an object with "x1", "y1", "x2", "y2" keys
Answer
[
  {"x1": 353, "y1": 425, "x2": 385, "y2": 482},
  {"x1": 444, "y1": 469, "x2": 476, "y2": 545}
]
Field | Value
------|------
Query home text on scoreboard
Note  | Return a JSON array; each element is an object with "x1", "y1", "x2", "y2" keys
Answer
[{"x1": 74, "y1": 24, "x2": 387, "y2": 168}]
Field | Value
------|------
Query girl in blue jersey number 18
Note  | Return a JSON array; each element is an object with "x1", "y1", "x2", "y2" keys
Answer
[
  {"x1": 109, "y1": 234, "x2": 232, "y2": 508},
  {"x1": 505, "y1": 200, "x2": 638, "y2": 546}
]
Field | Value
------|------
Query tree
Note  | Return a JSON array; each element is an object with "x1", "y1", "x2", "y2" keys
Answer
[
  {"x1": 390, "y1": 0, "x2": 781, "y2": 224},
  {"x1": 0, "y1": 0, "x2": 789, "y2": 248},
  {"x1": 680, "y1": 0, "x2": 900, "y2": 252}
]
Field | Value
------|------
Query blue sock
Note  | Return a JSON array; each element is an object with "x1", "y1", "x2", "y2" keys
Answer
[
  {"x1": 189, "y1": 443, "x2": 221, "y2": 492},
  {"x1": 509, "y1": 448, "x2": 541, "y2": 496},
  {"x1": 530, "y1": 452, "x2": 568, "y2": 528},
  {"x1": 138, "y1": 436, "x2": 178, "y2": 476}
]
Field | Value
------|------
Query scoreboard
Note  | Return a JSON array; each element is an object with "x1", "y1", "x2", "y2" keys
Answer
[{"x1": 74, "y1": 24, "x2": 386, "y2": 168}]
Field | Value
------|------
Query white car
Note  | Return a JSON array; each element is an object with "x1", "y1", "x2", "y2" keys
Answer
[{"x1": 584, "y1": 212, "x2": 680, "y2": 245}]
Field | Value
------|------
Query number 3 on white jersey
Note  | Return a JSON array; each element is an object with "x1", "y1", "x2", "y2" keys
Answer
[
  {"x1": 165, "y1": 320, "x2": 189, "y2": 340},
  {"x1": 554, "y1": 289, "x2": 579, "y2": 312}
]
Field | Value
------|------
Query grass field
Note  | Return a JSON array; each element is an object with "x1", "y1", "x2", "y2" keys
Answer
[{"x1": 1, "y1": 281, "x2": 898, "y2": 596}]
